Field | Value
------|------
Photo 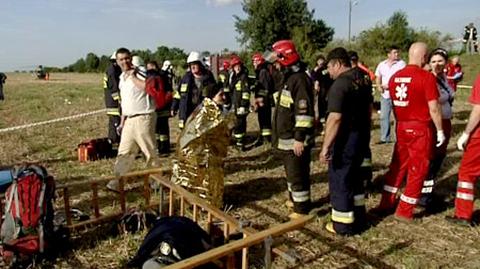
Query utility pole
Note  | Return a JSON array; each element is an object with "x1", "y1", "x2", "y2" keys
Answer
[
  {"x1": 348, "y1": 0, "x2": 352, "y2": 42},
  {"x1": 348, "y1": 0, "x2": 358, "y2": 42}
]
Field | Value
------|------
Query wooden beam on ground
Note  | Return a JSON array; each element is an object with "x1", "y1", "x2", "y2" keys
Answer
[
  {"x1": 151, "y1": 174, "x2": 242, "y2": 231},
  {"x1": 150, "y1": 174, "x2": 304, "y2": 264},
  {"x1": 67, "y1": 202, "x2": 161, "y2": 231},
  {"x1": 164, "y1": 214, "x2": 314, "y2": 269},
  {"x1": 57, "y1": 167, "x2": 170, "y2": 189}
]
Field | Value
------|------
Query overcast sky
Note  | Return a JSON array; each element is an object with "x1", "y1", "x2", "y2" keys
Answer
[{"x1": 1, "y1": 0, "x2": 479, "y2": 71}]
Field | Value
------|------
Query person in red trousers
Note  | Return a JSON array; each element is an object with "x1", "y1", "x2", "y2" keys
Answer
[
  {"x1": 446, "y1": 73, "x2": 480, "y2": 226},
  {"x1": 374, "y1": 42, "x2": 444, "y2": 222}
]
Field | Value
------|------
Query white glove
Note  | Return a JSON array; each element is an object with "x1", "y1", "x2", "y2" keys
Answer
[
  {"x1": 457, "y1": 132, "x2": 470, "y2": 151},
  {"x1": 436, "y1": 130, "x2": 446, "y2": 147}
]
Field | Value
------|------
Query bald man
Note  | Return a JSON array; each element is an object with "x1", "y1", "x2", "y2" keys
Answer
[{"x1": 374, "y1": 42, "x2": 444, "y2": 222}]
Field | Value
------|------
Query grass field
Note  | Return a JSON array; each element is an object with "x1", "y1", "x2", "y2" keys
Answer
[{"x1": 0, "y1": 54, "x2": 480, "y2": 268}]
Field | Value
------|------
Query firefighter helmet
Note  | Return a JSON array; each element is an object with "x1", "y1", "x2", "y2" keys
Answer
[
  {"x1": 162, "y1": 60, "x2": 172, "y2": 71},
  {"x1": 252, "y1": 52, "x2": 265, "y2": 64},
  {"x1": 132, "y1": 56, "x2": 144, "y2": 67},
  {"x1": 187, "y1": 51, "x2": 202, "y2": 64},
  {"x1": 272, "y1": 40, "x2": 300, "y2": 66},
  {"x1": 110, "y1": 50, "x2": 117, "y2": 60},
  {"x1": 230, "y1": 55, "x2": 242, "y2": 67},
  {"x1": 223, "y1": 61, "x2": 230, "y2": 70}
]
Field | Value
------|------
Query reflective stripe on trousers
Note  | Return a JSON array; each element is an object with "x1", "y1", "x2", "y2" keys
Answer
[
  {"x1": 383, "y1": 185, "x2": 398, "y2": 194},
  {"x1": 277, "y1": 137, "x2": 311, "y2": 151},
  {"x1": 421, "y1": 179, "x2": 434, "y2": 194},
  {"x1": 331, "y1": 209, "x2": 354, "y2": 224},
  {"x1": 156, "y1": 134, "x2": 169, "y2": 141},
  {"x1": 400, "y1": 194, "x2": 417, "y2": 205},
  {"x1": 353, "y1": 194, "x2": 365, "y2": 206},
  {"x1": 261, "y1": 129, "x2": 272, "y2": 136},
  {"x1": 291, "y1": 190, "x2": 310, "y2": 202}
]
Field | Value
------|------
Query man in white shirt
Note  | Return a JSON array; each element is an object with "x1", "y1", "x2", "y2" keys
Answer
[
  {"x1": 109, "y1": 48, "x2": 159, "y2": 187},
  {"x1": 375, "y1": 46, "x2": 406, "y2": 144}
]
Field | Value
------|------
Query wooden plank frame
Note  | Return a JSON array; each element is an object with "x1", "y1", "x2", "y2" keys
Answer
[
  {"x1": 0, "y1": 168, "x2": 314, "y2": 268},
  {"x1": 148, "y1": 174, "x2": 315, "y2": 269},
  {"x1": 56, "y1": 168, "x2": 169, "y2": 231}
]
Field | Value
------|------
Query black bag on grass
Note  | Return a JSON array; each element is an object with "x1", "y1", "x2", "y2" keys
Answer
[
  {"x1": 127, "y1": 216, "x2": 214, "y2": 268},
  {"x1": 119, "y1": 208, "x2": 158, "y2": 234}
]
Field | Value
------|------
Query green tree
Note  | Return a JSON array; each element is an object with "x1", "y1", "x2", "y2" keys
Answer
[
  {"x1": 354, "y1": 10, "x2": 448, "y2": 66},
  {"x1": 70, "y1": 58, "x2": 86, "y2": 73},
  {"x1": 234, "y1": 0, "x2": 333, "y2": 55},
  {"x1": 98, "y1": 55, "x2": 111, "y2": 72},
  {"x1": 85, "y1": 52, "x2": 100, "y2": 72}
]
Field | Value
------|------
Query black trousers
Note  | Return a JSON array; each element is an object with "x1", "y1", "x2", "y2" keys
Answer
[
  {"x1": 234, "y1": 115, "x2": 247, "y2": 146},
  {"x1": 317, "y1": 88, "x2": 328, "y2": 120},
  {"x1": 360, "y1": 147, "x2": 373, "y2": 191},
  {"x1": 257, "y1": 103, "x2": 272, "y2": 141},
  {"x1": 281, "y1": 147, "x2": 311, "y2": 214},
  {"x1": 155, "y1": 115, "x2": 170, "y2": 154},
  {"x1": 328, "y1": 132, "x2": 367, "y2": 235},
  {"x1": 108, "y1": 115, "x2": 121, "y2": 146}
]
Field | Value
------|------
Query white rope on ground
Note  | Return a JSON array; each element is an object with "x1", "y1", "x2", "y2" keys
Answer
[
  {"x1": 0, "y1": 83, "x2": 475, "y2": 134},
  {"x1": 0, "y1": 109, "x2": 106, "y2": 134}
]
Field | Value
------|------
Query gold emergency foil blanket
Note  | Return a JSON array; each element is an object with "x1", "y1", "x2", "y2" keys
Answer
[{"x1": 172, "y1": 98, "x2": 235, "y2": 208}]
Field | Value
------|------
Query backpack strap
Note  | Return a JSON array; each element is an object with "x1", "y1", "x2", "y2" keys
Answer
[
  {"x1": 5, "y1": 182, "x2": 16, "y2": 215},
  {"x1": 38, "y1": 182, "x2": 46, "y2": 209},
  {"x1": 13, "y1": 185, "x2": 20, "y2": 219},
  {"x1": 27, "y1": 165, "x2": 47, "y2": 180},
  {"x1": 12, "y1": 164, "x2": 48, "y2": 181}
]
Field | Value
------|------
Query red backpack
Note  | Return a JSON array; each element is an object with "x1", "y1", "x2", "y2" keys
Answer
[
  {"x1": 0, "y1": 165, "x2": 55, "y2": 265},
  {"x1": 146, "y1": 74, "x2": 173, "y2": 110}
]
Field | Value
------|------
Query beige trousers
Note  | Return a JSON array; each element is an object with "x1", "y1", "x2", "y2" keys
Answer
[{"x1": 114, "y1": 113, "x2": 159, "y2": 175}]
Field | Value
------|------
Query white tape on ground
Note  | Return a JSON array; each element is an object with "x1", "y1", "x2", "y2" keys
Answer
[{"x1": 0, "y1": 109, "x2": 107, "y2": 134}]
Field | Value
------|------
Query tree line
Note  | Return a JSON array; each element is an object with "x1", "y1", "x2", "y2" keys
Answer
[{"x1": 47, "y1": 46, "x2": 189, "y2": 73}]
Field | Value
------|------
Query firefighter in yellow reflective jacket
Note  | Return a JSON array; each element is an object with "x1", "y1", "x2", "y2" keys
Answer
[
  {"x1": 218, "y1": 61, "x2": 232, "y2": 111},
  {"x1": 104, "y1": 51, "x2": 122, "y2": 149},
  {"x1": 272, "y1": 40, "x2": 314, "y2": 219},
  {"x1": 171, "y1": 51, "x2": 216, "y2": 130},
  {"x1": 252, "y1": 52, "x2": 273, "y2": 144},
  {"x1": 229, "y1": 55, "x2": 251, "y2": 149}
]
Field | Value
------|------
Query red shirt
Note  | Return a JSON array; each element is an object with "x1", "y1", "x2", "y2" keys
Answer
[
  {"x1": 446, "y1": 63, "x2": 463, "y2": 91},
  {"x1": 470, "y1": 74, "x2": 480, "y2": 138},
  {"x1": 388, "y1": 65, "x2": 439, "y2": 122}
]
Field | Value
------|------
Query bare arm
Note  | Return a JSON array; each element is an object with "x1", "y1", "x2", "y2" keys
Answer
[
  {"x1": 120, "y1": 115, "x2": 126, "y2": 126},
  {"x1": 428, "y1": 99, "x2": 443, "y2": 131},
  {"x1": 464, "y1": 104, "x2": 480, "y2": 135},
  {"x1": 375, "y1": 76, "x2": 383, "y2": 93}
]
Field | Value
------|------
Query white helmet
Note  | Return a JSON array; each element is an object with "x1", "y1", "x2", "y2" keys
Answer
[
  {"x1": 203, "y1": 57, "x2": 210, "y2": 67},
  {"x1": 110, "y1": 50, "x2": 117, "y2": 60},
  {"x1": 187, "y1": 51, "x2": 202, "y2": 64},
  {"x1": 132, "y1": 55, "x2": 145, "y2": 68},
  {"x1": 162, "y1": 60, "x2": 172, "y2": 71}
]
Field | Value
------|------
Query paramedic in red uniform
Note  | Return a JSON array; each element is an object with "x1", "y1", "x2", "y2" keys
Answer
[
  {"x1": 375, "y1": 42, "x2": 445, "y2": 222},
  {"x1": 446, "y1": 74, "x2": 480, "y2": 226}
]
